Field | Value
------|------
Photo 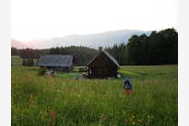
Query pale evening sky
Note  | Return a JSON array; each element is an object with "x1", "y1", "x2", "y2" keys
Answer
[{"x1": 11, "y1": 0, "x2": 178, "y2": 42}]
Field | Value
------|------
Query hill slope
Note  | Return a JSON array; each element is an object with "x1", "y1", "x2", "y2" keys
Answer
[{"x1": 11, "y1": 29, "x2": 151, "y2": 49}]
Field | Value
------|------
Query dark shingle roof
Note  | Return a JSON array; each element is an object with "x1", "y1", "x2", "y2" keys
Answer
[
  {"x1": 37, "y1": 55, "x2": 73, "y2": 67},
  {"x1": 87, "y1": 50, "x2": 120, "y2": 67}
]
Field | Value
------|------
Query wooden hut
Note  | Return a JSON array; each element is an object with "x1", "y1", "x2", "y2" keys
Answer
[
  {"x1": 87, "y1": 48, "x2": 120, "y2": 78},
  {"x1": 37, "y1": 55, "x2": 73, "y2": 72}
]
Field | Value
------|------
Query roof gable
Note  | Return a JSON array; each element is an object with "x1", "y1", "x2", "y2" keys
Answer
[{"x1": 87, "y1": 51, "x2": 120, "y2": 67}]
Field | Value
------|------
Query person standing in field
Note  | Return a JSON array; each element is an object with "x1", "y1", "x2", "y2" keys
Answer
[{"x1": 123, "y1": 78, "x2": 133, "y2": 95}]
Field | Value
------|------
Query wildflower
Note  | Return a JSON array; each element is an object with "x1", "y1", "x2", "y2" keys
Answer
[
  {"x1": 132, "y1": 115, "x2": 135, "y2": 119},
  {"x1": 28, "y1": 94, "x2": 34, "y2": 105},
  {"x1": 132, "y1": 121, "x2": 136, "y2": 125},
  {"x1": 49, "y1": 111, "x2": 56, "y2": 120},
  {"x1": 147, "y1": 115, "x2": 150, "y2": 118},
  {"x1": 49, "y1": 111, "x2": 57, "y2": 126},
  {"x1": 99, "y1": 114, "x2": 107, "y2": 121},
  {"x1": 124, "y1": 119, "x2": 129, "y2": 125}
]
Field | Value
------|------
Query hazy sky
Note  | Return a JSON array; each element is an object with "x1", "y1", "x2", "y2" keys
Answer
[{"x1": 11, "y1": 0, "x2": 178, "y2": 41}]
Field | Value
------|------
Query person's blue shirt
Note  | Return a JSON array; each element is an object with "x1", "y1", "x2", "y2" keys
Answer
[{"x1": 123, "y1": 78, "x2": 132, "y2": 89}]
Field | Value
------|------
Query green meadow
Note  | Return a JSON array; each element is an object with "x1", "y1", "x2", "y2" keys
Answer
[{"x1": 12, "y1": 65, "x2": 177, "y2": 126}]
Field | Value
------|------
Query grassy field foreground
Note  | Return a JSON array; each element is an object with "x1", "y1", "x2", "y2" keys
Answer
[{"x1": 11, "y1": 65, "x2": 177, "y2": 126}]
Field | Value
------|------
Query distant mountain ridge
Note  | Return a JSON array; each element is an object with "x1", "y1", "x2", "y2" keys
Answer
[{"x1": 11, "y1": 29, "x2": 151, "y2": 49}]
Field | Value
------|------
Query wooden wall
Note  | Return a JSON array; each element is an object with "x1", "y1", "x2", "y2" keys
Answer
[{"x1": 88, "y1": 53, "x2": 118, "y2": 78}]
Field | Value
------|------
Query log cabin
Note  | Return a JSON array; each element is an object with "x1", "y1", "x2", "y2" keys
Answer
[{"x1": 87, "y1": 48, "x2": 120, "y2": 78}]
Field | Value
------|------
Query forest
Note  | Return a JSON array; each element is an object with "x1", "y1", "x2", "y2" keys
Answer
[
  {"x1": 106, "y1": 28, "x2": 178, "y2": 65},
  {"x1": 11, "y1": 28, "x2": 178, "y2": 65}
]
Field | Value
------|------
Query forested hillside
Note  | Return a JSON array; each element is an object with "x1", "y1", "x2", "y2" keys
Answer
[
  {"x1": 11, "y1": 28, "x2": 177, "y2": 66},
  {"x1": 106, "y1": 28, "x2": 177, "y2": 65}
]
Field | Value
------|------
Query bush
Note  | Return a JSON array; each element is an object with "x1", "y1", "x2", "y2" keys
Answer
[
  {"x1": 38, "y1": 68, "x2": 47, "y2": 76},
  {"x1": 23, "y1": 58, "x2": 34, "y2": 66}
]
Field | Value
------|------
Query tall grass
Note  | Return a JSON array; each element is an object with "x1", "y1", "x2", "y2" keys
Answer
[{"x1": 12, "y1": 65, "x2": 177, "y2": 126}]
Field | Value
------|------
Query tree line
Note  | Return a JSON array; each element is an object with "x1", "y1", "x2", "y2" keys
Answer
[
  {"x1": 105, "y1": 28, "x2": 178, "y2": 65},
  {"x1": 11, "y1": 28, "x2": 178, "y2": 66},
  {"x1": 11, "y1": 46, "x2": 98, "y2": 66}
]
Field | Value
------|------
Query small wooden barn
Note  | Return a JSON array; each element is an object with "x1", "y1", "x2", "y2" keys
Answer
[
  {"x1": 87, "y1": 48, "x2": 120, "y2": 78},
  {"x1": 37, "y1": 55, "x2": 73, "y2": 72}
]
